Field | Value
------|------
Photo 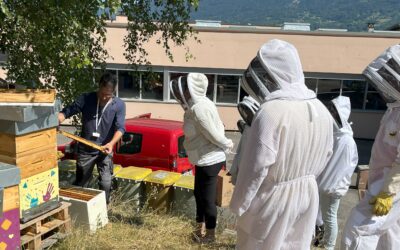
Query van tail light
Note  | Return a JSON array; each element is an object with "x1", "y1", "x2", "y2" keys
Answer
[{"x1": 169, "y1": 154, "x2": 178, "y2": 170}]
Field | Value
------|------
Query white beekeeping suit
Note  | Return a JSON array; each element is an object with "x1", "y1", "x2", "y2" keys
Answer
[
  {"x1": 229, "y1": 39, "x2": 333, "y2": 250},
  {"x1": 318, "y1": 96, "x2": 359, "y2": 197},
  {"x1": 341, "y1": 44, "x2": 400, "y2": 250},
  {"x1": 315, "y1": 96, "x2": 358, "y2": 250},
  {"x1": 169, "y1": 73, "x2": 233, "y2": 166},
  {"x1": 229, "y1": 96, "x2": 260, "y2": 185}
]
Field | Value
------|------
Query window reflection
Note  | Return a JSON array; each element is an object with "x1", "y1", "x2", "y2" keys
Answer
[{"x1": 216, "y1": 75, "x2": 240, "y2": 104}]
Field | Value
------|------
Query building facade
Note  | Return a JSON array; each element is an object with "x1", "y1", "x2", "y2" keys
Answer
[
  {"x1": 102, "y1": 17, "x2": 400, "y2": 139},
  {"x1": 2, "y1": 17, "x2": 399, "y2": 139}
]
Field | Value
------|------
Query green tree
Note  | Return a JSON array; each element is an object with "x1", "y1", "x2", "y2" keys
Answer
[{"x1": 0, "y1": 0, "x2": 198, "y2": 105}]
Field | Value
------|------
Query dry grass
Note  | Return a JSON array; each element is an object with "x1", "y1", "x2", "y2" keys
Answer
[{"x1": 52, "y1": 189, "x2": 236, "y2": 250}]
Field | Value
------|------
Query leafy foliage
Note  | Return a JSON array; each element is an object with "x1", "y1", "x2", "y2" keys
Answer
[
  {"x1": 0, "y1": 0, "x2": 198, "y2": 106},
  {"x1": 191, "y1": 0, "x2": 400, "y2": 32}
]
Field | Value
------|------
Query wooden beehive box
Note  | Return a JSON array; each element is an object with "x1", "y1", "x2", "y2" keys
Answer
[
  {"x1": 59, "y1": 187, "x2": 108, "y2": 233},
  {"x1": 0, "y1": 89, "x2": 55, "y2": 103},
  {"x1": 0, "y1": 129, "x2": 57, "y2": 179},
  {"x1": 0, "y1": 93, "x2": 60, "y2": 136},
  {"x1": 0, "y1": 163, "x2": 21, "y2": 250}
]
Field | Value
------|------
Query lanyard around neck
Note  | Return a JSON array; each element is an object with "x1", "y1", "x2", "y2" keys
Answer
[{"x1": 96, "y1": 98, "x2": 112, "y2": 132}]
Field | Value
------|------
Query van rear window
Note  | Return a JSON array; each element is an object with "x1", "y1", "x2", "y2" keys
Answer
[
  {"x1": 117, "y1": 133, "x2": 142, "y2": 154},
  {"x1": 178, "y1": 136, "x2": 187, "y2": 158}
]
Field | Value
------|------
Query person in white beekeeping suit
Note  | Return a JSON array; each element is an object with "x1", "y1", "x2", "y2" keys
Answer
[
  {"x1": 313, "y1": 96, "x2": 359, "y2": 250},
  {"x1": 229, "y1": 39, "x2": 333, "y2": 250},
  {"x1": 229, "y1": 96, "x2": 260, "y2": 184},
  {"x1": 341, "y1": 44, "x2": 400, "y2": 250},
  {"x1": 229, "y1": 96, "x2": 260, "y2": 185},
  {"x1": 169, "y1": 73, "x2": 234, "y2": 243}
]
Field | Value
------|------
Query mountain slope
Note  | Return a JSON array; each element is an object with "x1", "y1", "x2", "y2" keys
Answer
[{"x1": 191, "y1": 0, "x2": 400, "y2": 31}]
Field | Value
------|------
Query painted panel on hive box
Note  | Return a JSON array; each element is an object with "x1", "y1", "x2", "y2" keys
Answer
[
  {"x1": 0, "y1": 208, "x2": 20, "y2": 250},
  {"x1": 19, "y1": 168, "x2": 59, "y2": 215}
]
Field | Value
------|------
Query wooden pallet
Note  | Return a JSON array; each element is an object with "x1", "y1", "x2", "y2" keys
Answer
[{"x1": 20, "y1": 201, "x2": 72, "y2": 250}]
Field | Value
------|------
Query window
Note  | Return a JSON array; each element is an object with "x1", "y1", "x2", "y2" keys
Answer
[
  {"x1": 116, "y1": 133, "x2": 142, "y2": 154},
  {"x1": 216, "y1": 75, "x2": 240, "y2": 104},
  {"x1": 307, "y1": 76, "x2": 386, "y2": 111},
  {"x1": 118, "y1": 70, "x2": 140, "y2": 98},
  {"x1": 316, "y1": 79, "x2": 342, "y2": 104},
  {"x1": 178, "y1": 136, "x2": 187, "y2": 158},
  {"x1": 305, "y1": 78, "x2": 317, "y2": 92},
  {"x1": 142, "y1": 71, "x2": 163, "y2": 100},
  {"x1": 365, "y1": 85, "x2": 387, "y2": 110},
  {"x1": 205, "y1": 74, "x2": 215, "y2": 101},
  {"x1": 341, "y1": 80, "x2": 365, "y2": 109},
  {"x1": 117, "y1": 70, "x2": 163, "y2": 100}
]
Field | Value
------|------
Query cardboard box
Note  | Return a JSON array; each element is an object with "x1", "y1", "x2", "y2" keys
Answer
[
  {"x1": 216, "y1": 170, "x2": 234, "y2": 207},
  {"x1": 59, "y1": 187, "x2": 108, "y2": 232},
  {"x1": 19, "y1": 167, "x2": 59, "y2": 219}
]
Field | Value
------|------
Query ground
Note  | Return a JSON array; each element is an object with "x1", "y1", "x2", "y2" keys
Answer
[{"x1": 56, "y1": 126, "x2": 371, "y2": 249}]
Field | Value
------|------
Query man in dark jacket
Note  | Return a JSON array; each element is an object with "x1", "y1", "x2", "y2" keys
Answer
[{"x1": 58, "y1": 72, "x2": 126, "y2": 203}]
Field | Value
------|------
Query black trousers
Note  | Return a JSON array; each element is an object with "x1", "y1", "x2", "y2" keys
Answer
[
  {"x1": 194, "y1": 161, "x2": 225, "y2": 229},
  {"x1": 74, "y1": 152, "x2": 113, "y2": 203}
]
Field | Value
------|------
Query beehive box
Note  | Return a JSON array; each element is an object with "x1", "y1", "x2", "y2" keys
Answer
[
  {"x1": 0, "y1": 89, "x2": 55, "y2": 103},
  {"x1": 0, "y1": 129, "x2": 57, "y2": 179},
  {"x1": 59, "y1": 187, "x2": 108, "y2": 232},
  {"x1": 0, "y1": 163, "x2": 21, "y2": 250},
  {"x1": 143, "y1": 171, "x2": 181, "y2": 212},
  {"x1": 19, "y1": 167, "x2": 59, "y2": 222},
  {"x1": 114, "y1": 167, "x2": 152, "y2": 207},
  {"x1": 0, "y1": 94, "x2": 60, "y2": 136},
  {"x1": 172, "y1": 175, "x2": 195, "y2": 218}
]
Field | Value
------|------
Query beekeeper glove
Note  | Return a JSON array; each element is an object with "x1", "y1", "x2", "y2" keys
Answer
[{"x1": 369, "y1": 192, "x2": 394, "y2": 216}]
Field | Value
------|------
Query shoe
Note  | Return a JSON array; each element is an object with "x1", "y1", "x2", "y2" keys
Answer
[
  {"x1": 313, "y1": 225, "x2": 324, "y2": 247},
  {"x1": 192, "y1": 223, "x2": 205, "y2": 242},
  {"x1": 199, "y1": 229, "x2": 215, "y2": 244}
]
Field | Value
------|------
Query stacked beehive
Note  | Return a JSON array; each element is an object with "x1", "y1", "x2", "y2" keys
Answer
[{"x1": 0, "y1": 89, "x2": 60, "y2": 223}]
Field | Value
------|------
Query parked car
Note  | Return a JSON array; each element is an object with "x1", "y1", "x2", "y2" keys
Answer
[{"x1": 58, "y1": 115, "x2": 194, "y2": 174}]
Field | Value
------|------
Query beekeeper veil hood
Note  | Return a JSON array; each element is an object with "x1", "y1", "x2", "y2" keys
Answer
[
  {"x1": 241, "y1": 39, "x2": 316, "y2": 103},
  {"x1": 237, "y1": 96, "x2": 260, "y2": 126},
  {"x1": 169, "y1": 73, "x2": 208, "y2": 109},
  {"x1": 363, "y1": 44, "x2": 400, "y2": 103},
  {"x1": 170, "y1": 76, "x2": 188, "y2": 109},
  {"x1": 328, "y1": 96, "x2": 353, "y2": 133}
]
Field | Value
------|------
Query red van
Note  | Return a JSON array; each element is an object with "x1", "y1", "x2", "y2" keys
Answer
[{"x1": 58, "y1": 116, "x2": 194, "y2": 174}]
